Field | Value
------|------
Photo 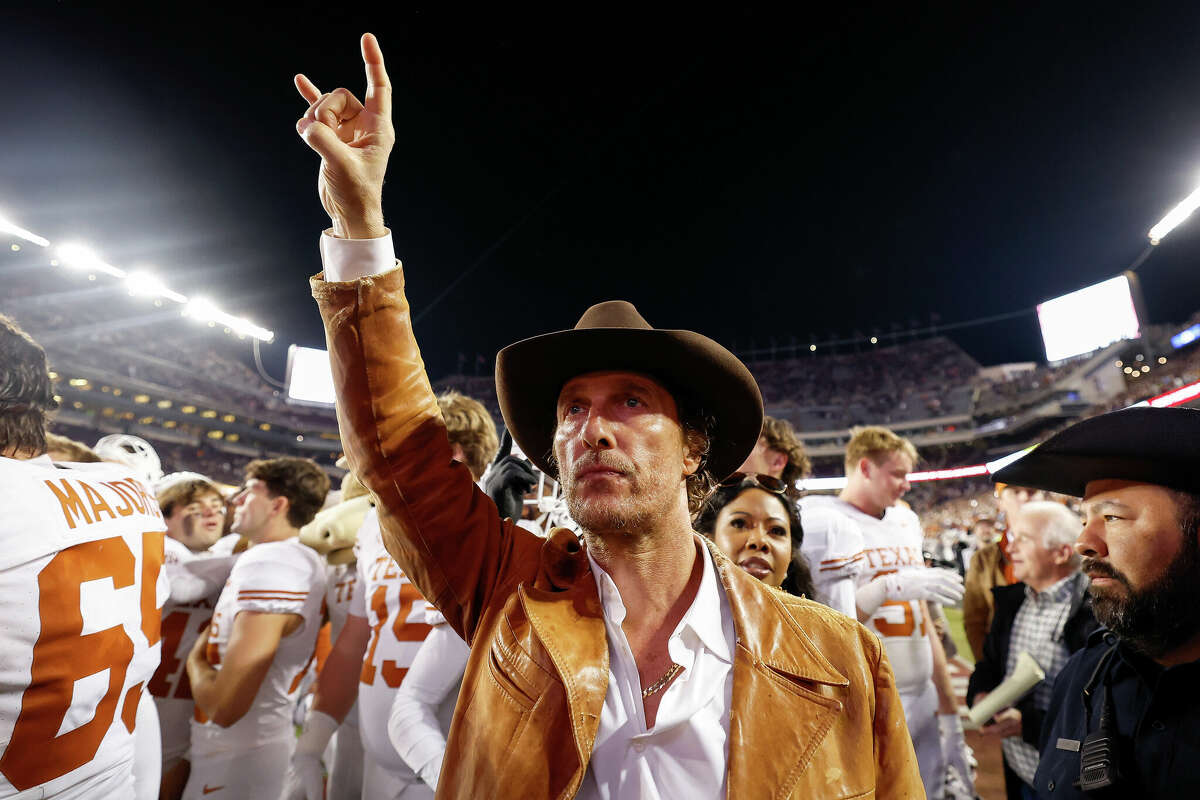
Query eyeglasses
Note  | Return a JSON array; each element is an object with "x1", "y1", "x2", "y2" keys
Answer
[{"x1": 718, "y1": 472, "x2": 789, "y2": 495}]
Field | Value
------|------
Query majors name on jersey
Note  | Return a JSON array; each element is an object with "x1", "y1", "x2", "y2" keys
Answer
[{"x1": 0, "y1": 457, "x2": 167, "y2": 798}]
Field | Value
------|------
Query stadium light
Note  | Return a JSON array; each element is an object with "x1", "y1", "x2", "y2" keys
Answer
[
  {"x1": 184, "y1": 297, "x2": 219, "y2": 322},
  {"x1": 1148, "y1": 181, "x2": 1200, "y2": 244},
  {"x1": 57, "y1": 243, "x2": 126, "y2": 278},
  {"x1": 0, "y1": 213, "x2": 50, "y2": 247},
  {"x1": 184, "y1": 297, "x2": 273, "y2": 341},
  {"x1": 126, "y1": 270, "x2": 188, "y2": 304}
]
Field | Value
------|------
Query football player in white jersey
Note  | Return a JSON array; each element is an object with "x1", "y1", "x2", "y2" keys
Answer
[
  {"x1": 149, "y1": 473, "x2": 237, "y2": 800},
  {"x1": 737, "y1": 415, "x2": 866, "y2": 616},
  {"x1": 286, "y1": 391, "x2": 498, "y2": 800},
  {"x1": 298, "y1": 472, "x2": 374, "y2": 800},
  {"x1": 817, "y1": 426, "x2": 971, "y2": 799},
  {"x1": 183, "y1": 458, "x2": 330, "y2": 799},
  {"x1": 0, "y1": 314, "x2": 168, "y2": 799}
]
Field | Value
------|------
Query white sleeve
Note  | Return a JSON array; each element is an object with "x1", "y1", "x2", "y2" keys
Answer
[
  {"x1": 387, "y1": 624, "x2": 470, "y2": 789},
  {"x1": 800, "y1": 507, "x2": 864, "y2": 618},
  {"x1": 231, "y1": 547, "x2": 315, "y2": 615},
  {"x1": 319, "y1": 230, "x2": 397, "y2": 282},
  {"x1": 164, "y1": 539, "x2": 209, "y2": 605}
]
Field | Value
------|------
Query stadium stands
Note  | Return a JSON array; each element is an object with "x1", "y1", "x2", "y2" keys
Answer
[{"x1": 5, "y1": 231, "x2": 1199, "y2": 528}]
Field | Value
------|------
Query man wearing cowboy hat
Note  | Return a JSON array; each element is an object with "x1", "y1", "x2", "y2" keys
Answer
[
  {"x1": 295, "y1": 35, "x2": 923, "y2": 799},
  {"x1": 990, "y1": 405, "x2": 1200, "y2": 799}
]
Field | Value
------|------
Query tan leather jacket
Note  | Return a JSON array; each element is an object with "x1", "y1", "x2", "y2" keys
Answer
[{"x1": 312, "y1": 266, "x2": 924, "y2": 799}]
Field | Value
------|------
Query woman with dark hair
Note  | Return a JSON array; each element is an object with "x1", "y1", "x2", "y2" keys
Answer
[{"x1": 695, "y1": 473, "x2": 816, "y2": 599}]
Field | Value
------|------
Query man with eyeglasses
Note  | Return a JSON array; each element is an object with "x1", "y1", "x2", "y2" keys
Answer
[
  {"x1": 296, "y1": 34, "x2": 922, "y2": 799},
  {"x1": 966, "y1": 502, "x2": 1098, "y2": 799}
]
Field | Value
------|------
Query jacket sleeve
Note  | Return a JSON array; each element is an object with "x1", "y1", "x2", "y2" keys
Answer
[
  {"x1": 311, "y1": 265, "x2": 542, "y2": 644},
  {"x1": 966, "y1": 587, "x2": 1008, "y2": 707},
  {"x1": 961, "y1": 546, "x2": 993, "y2": 662},
  {"x1": 864, "y1": 630, "x2": 925, "y2": 798}
]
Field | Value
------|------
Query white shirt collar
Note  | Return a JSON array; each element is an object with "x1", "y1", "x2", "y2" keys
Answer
[{"x1": 586, "y1": 535, "x2": 733, "y2": 665}]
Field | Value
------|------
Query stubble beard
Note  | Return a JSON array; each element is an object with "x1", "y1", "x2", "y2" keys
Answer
[
  {"x1": 1085, "y1": 533, "x2": 1200, "y2": 658},
  {"x1": 563, "y1": 470, "x2": 652, "y2": 535}
]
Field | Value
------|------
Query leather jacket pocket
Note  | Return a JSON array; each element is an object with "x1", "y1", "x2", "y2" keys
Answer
[{"x1": 492, "y1": 612, "x2": 554, "y2": 704}]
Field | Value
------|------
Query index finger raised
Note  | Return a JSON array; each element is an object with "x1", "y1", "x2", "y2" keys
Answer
[{"x1": 360, "y1": 33, "x2": 392, "y2": 117}]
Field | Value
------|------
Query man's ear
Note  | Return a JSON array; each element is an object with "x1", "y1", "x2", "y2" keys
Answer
[
  {"x1": 856, "y1": 457, "x2": 872, "y2": 479},
  {"x1": 767, "y1": 448, "x2": 788, "y2": 477},
  {"x1": 681, "y1": 427, "x2": 704, "y2": 477},
  {"x1": 1053, "y1": 544, "x2": 1074, "y2": 567},
  {"x1": 272, "y1": 494, "x2": 290, "y2": 522}
]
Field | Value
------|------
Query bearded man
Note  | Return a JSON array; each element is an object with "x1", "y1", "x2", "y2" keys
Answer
[
  {"x1": 296, "y1": 34, "x2": 922, "y2": 799},
  {"x1": 992, "y1": 405, "x2": 1200, "y2": 799}
]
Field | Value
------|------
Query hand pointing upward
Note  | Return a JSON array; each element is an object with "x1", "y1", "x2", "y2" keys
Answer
[{"x1": 294, "y1": 33, "x2": 393, "y2": 240}]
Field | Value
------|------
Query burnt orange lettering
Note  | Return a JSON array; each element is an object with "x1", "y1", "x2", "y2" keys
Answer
[
  {"x1": 44, "y1": 480, "x2": 93, "y2": 529},
  {"x1": 101, "y1": 482, "x2": 137, "y2": 517},
  {"x1": 79, "y1": 482, "x2": 117, "y2": 521},
  {"x1": 113, "y1": 480, "x2": 147, "y2": 514}
]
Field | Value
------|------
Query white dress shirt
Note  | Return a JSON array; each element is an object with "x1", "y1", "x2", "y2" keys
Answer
[
  {"x1": 581, "y1": 540, "x2": 735, "y2": 800},
  {"x1": 320, "y1": 233, "x2": 737, "y2": 798}
]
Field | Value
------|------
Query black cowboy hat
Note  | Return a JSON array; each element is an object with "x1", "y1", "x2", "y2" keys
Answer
[
  {"x1": 495, "y1": 300, "x2": 763, "y2": 482},
  {"x1": 992, "y1": 406, "x2": 1200, "y2": 497}
]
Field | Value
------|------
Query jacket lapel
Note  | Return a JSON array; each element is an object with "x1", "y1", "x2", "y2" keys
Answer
[
  {"x1": 520, "y1": 529, "x2": 610, "y2": 769},
  {"x1": 711, "y1": 542, "x2": 851, "y2": 798}
]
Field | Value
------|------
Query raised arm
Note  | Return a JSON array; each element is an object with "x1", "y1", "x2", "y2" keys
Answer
[{"x1": 297, "y1": 36, "x2": 543, "y2": 642}]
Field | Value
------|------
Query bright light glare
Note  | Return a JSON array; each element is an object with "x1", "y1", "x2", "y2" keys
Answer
[
  {"x1": 1036, "y1": 275, "x2": 1140, "y2": 362},
  {"x1": 57, "y1": 243, "x2": 126, "y2": 278},
  {"x1": 126, "y1": 270, "x2": 187, "y2": 303},
  {"x1": 1146, "y1": 378, "x2": 1200, "y2": 408},
  {"x1": 185, "y1": 297, "x2": 219, "y2": 321},
  {"x1": 907, "y1": 464, "x2": 990, "y2": 483},
  {"x1": 184, "y1": 297, "x2": 273, "y2": 341},
  {"x1": 0, "y1": 214, "x2": 50, "y2": 247},
  {"x1": 1149, "y1": 183, "x2": 1200, "y2": 244}
]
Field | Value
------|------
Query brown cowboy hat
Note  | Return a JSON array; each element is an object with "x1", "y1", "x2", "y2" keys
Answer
[{"x1": 495, "y1": 300, "x2": 764, "y2": 482}]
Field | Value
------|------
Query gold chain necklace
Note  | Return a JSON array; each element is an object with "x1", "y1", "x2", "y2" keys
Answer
[{"x1": 641, "y1": 663, "x2": 683, "y2": 699}]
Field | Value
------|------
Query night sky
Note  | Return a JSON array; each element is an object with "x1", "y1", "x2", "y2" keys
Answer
[{"x1": 4, "y1": 4, "x2": 1200, "y2": 380}]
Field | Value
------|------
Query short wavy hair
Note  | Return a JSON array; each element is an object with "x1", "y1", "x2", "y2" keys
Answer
[
  {"x1": 844, "y1": 425, "x2": 919, "y2": 474},
  {"x1": 158, "y1": 476, "x2": 224, "y2": 519},
  {"x1": 438, "y1": 391, "x2": 500, "y2": 481},
  {"x1": 761, "y1": 415, "x2": 812, "y2": 486},
  {"x1": 45, "y1": 432, "x2": 101, "y2": 463},
  {"x1": 245, "y1": 458, "x2": 331, "y2": 529}
]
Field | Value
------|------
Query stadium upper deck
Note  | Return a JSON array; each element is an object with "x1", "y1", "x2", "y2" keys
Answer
[{"x1": 4, "y1": 233, "x2": 1198, "y2": 485}]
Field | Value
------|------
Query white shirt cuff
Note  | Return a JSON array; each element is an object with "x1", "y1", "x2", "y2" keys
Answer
[{"x1": 319, "y1": 229, "x2": 398, "y2": 282}]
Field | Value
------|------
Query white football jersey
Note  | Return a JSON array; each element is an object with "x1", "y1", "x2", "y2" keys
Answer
[
  {"x1": 828, "y1": 498, "x2": 933, "y2": 695},
  {"x1": 352, "y1": 509, "x2": 433, "y2": 773},
  {"x1": 149, "y1": 537, "x2": 232, "y2": 763},
  {"x1": 0, "y1": 456, "x2": 167, "y2": 798},
  {"x1": 798, "y1": 495, "x2": 865, "y2": 617},
  {"x1": 189, "y1": 537, "x2": 326, "y2": 756},
  {"x1": 325, "y1": 561, "x2": 358, "y2": 644}
]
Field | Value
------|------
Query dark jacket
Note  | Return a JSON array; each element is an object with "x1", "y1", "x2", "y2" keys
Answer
[
  {"x1": 966, "y1": 573, "x2": 1099, "y2": 747},
  {"x1": 1033, "y1": 629, "x2": 1200, "y2": 799}
]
